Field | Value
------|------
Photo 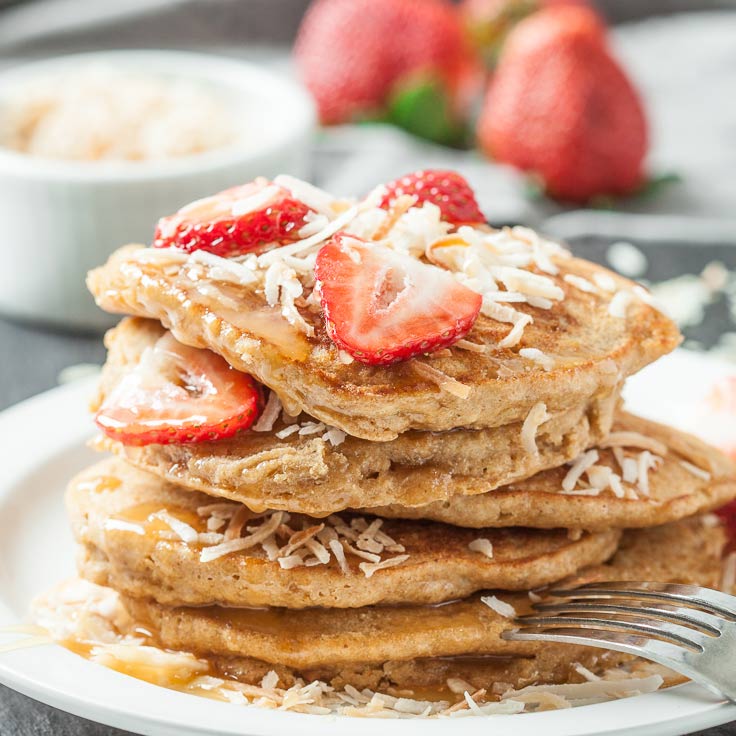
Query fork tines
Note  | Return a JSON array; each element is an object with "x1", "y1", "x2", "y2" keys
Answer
[
  {"x1": 546, "y1": 582, "x2": 736, "y2": 621},
  {"x1": 501, "y1": 581, "x2": 736, "y2": 698}
]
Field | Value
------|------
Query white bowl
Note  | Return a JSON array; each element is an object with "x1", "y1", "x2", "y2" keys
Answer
[{"x1": 0, "y1": 50, "x2": 316, "y2": 330}]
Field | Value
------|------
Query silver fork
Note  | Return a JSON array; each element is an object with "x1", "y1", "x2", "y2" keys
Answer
[{"x1": 502, "y1": 582, "x2": 736, "y2": 701}]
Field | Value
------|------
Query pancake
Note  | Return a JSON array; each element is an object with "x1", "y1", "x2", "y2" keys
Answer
[
  {"x1": 93, "y1": 317, "x2": 619, "y2": 513},
  {"x1": 91, "y1": 324, "x2": 736, "y2": 523},
  {"x1": 118, "y1": 515, "x2": 727, "y2": 671},
  {"x1": 69, "y1": 458, "x2": 621, "y2": 608},
  {"x1": 374, "y1": 413, "x2": 736, "y2": 530},
  {"x1": 34, "y1": 578, "x2": 677, "y2": 707},
  {"x1": 206, "y1": 647, "x2": 668, "y2": 702},
  {"x1": 87, "y1": 232, "x2": 679, "y2": 441}
]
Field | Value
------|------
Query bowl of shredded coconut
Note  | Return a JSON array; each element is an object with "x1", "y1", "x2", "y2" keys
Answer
[{"x1": 0, "y1": 50, "x2": 315, "y2": 329}]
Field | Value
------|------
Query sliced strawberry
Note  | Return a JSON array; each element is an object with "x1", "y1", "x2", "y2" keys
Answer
[
  {"x1": 717, "y1": 500, "x2": 736, "y2": 545},
  {"x1": 315, "y1": 233, "x2": 482, "y2": 365},
  {"x1": 378, "y1": 169, "x2": 485, "y2": 224},
  {"x1": 95, "y1": 333, "x2": 261, "y2": 446},
  {"x1": 153, "y1": 178, "x2": 314, "y2": 257}
]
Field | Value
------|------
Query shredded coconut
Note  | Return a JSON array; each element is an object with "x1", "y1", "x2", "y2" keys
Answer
[
  {"x1": 26, "y1": 579, "x2": 672, "y2": 720},
  {"x1": 600, "y1": 432, "x2": 668, "y2": 457},
  {"x1": 468, "y1": 538, "x2": 494, "y2": 559},
  {"x1": 251, "y1": 391, "x2": 282, "y2": 432},
  {"x1": 480, "y1": 595, "x2": 517, "y2": 618},
  {"x1": 519, "y1": 347, "x2": 555, "y2": 371},
  {"x1": 608, "y1": 289, "x2": 635, "y2": 318},
  {"x1": 321, "y1": 426, "x2": 347, "y2": 447},
  {"x1": 200, "y1": 512, "x2": 284, "y2": 562},
  {"x1": 298, "y1": 421, "x2": 326, "y2": 436},
  {"x1": 679, "y1": 460, "x2": 711, "y2": 481},
  {"x1": 274, "y1": 175, "x2": 337, "y2": 216},
  {"x1": 257, "y1": 204, "x2": 360, "y2": 266},
  {"x1": 636, "y1": 451, "x2": 659, "y2": 496},
  {"x1": 411, "y1": 361, "x2": 470, "y2": 399},
  {"x1": 521, "y1": 402, "x2": 550, "y2": 455},
  {"x1": 563, "y1": 274, "x2": 598, "y2": 293},
  {"x1": 188, "y1": 250, "x2": 258, "y2": 285},
  {"x1": 606, "y1": 241, "x2": 648, "y2": 279},
  {"x1": 501, "y1": 674, "x2": 664, "y2": 707},
  {"x1": 192, "y1": 505, "x2": 410, "y2": 577},
  {"x1": 150, "y1": 510, "x2": 198, "y2": 544},
  {"x1": 559, "y1": 437, "x2": 666, "y2": 499},
  {"x1": 593, "y1": 272, "x2": 617, "y2": 292},
  {"x1": 573, "y1": 663, "x2": 601, "y2": 682},
  {"x1": 454, "y1": 339, "x2": 486, "y2": 353},
  {"x1": 1, "y1": 67, "x2": 236, "y2": 162},
  {"x1": 275, "y1": 425, "x2": 300, "y2": 439},
  {"x1": 562, "y1": 451, "x2": 600, "y2": 492},
  {"x1": 359, "y1": 555, "x2": 410, "y2": 579}
]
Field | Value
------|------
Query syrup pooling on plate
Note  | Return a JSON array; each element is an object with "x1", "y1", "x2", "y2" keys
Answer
[{"x1": 27, "y1": 579, "x2": 670, "y2": 716}]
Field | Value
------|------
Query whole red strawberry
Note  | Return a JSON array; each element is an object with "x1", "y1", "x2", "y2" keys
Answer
[
  {"x1": 379, "y1": 170, "x2": 485, "y2": 224},
  {"x1": 477, "y1": 7, "x2": 648, "y2": 203},
  {"x1": 294, "y1": 0, "x2": 481, "y2": 145},
  {"x1": 461, "y1": 0, "x2": 597, "y2": 65}
]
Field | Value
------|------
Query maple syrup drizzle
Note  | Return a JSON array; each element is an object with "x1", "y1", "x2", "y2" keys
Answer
[
  {"x1": 172, "y1": 263, "x2": 312, "y2": 361},
  {"x1": 104, "y1": 503, "x2": 206, "y2": 539},
  {"x1": 55, "y1": 630, "x2": 474, "y2": 705},
  {"x1": 77, "y1": 476, "x2": 122, "y2": 494}
]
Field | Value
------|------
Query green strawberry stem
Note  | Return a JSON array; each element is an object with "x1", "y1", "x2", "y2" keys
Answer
[{"x1": 387, "y1": 76, "x2": 471, "y2": 148}]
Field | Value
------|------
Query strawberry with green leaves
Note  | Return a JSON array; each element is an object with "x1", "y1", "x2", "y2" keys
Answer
[
  {"x1": 294, "y1": 0, "x2": 481, "y2": 146},
  {"x1": 477, "y1": 6, "x2": 648, "y2": 203},
  {"x1": 461, "y1": 0, "x2": 596, "y2": 65}
]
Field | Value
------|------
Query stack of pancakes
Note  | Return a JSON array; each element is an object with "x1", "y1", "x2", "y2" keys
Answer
[{"x1": 69, "y1": 215, "x2": 736, "y2": 709}]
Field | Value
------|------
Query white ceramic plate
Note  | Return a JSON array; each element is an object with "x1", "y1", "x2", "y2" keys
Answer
[{"x1": 1, "y1": 349, "x2": 736, "y2": 736}]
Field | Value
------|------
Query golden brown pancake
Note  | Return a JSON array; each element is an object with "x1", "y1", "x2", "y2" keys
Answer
[
  {"x1": 87, "y1": 242, "x2": 679, "y2": 440},
  {"x1": 91, "y1": 325, "x2": 736, "y2": 524},
  {"x1": 119, "y1": 516, "x2": 726, "y2": 673},
  {"x1": 206, "y1": 648, "x2": 670, "y2": 701},
  {"x1": 93, "y1": 317, "x2": 619, "y2": 513},
  {"x1": 69, "y1": 458, "x2": 620, "y2": 608},
  {"x1": 374, "y1": 413, "x2": 736, "y2": 530}
]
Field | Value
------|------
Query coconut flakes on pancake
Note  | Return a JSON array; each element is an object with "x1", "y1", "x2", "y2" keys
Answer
[
  {"x1": 195, "y1": 504, "x2": 410, "y2": 578},
  {"x1": 468, "y1": 538, "x2": 494, "y2": 558},
  {"x1": 481, "y1": 595, "x2": 517, "y2": 618},
  {"x1": 92, "y1": 176, "x2": 668, "y2": 414},
  {"x1": 29, "y1": 575, "x2": 693, "y2": 718},
  {"x1": 521, "y1": 401, "x2": 550, "y2": 455}
]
